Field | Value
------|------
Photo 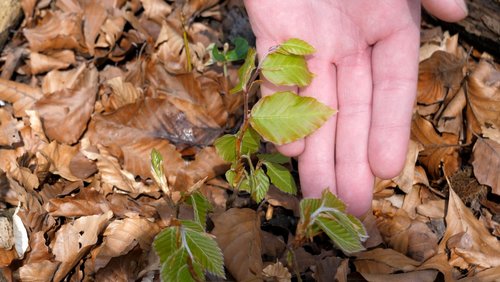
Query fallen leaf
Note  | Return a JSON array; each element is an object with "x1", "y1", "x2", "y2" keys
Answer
[
  {"x1": 211, "y1": 208, "x2": 262, "y2": 281},
  {"x1": 39, "y1": 141, "x2": 81, "y2": 181},
  {"x1": 14, "y1": 260, "x2": 60, "y2": 282},
  {"x1": 0, "y1": 78, "x2": 43, "y2": 117},
  {"x1": 140, "y1": 0, "x2": 172, "y2": 23},
  {"x1": 392, "y1": 140, "x2": 423, "y2": 193},
  {"x1": 51, "y1": 211, "x2": 113, "y2": 281},
  {"x1": 82, "y1": 0, "x2": 108, "y2": 56},
  {"x1": 34, "y1": 65, "x2": 98, "y2": 144},
  {"x1": 411, "y1": 114, "x2": 460, "y2": 178},
  {"x1": 467, "y1": 56, "x2": 500, "y2": 132},
  {"x1": 354, "y1": 248, "x2": 421, "y2": 274},
  {"x1": 29, "y1": 51, "x2": 75, "y2": 74},
  {"x1": 44, "y1": 187, "x2": 111, "y2": 217},
  {"x1": 417, "y1": 50, "x2": 464, "y2": 105},
  {"x1": 439, "y1": 188, "x2": 500, "y2": 270},
  {"x1": 87, "y1": 217, "x2": 160, "y2": 272},
  {"x1": 262, "y1": 261, "x2": 291, "y2": 282},
  {"x1": 360, "y1": 270, "x2": 437, "y2": 282},
  {"x1": 0, "y1": 108, "x2": 21, "y2": 146},
  {"x1": 472, "y1": 137, "x2": 500, "y2": 195},
  {"x1": 102, "y1": 76, "x2": 143, "y2": 111}
]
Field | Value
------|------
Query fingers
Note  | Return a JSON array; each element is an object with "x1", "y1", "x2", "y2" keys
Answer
[
  {"x1": 421, "y1": 0, "x2": 468, "y2": 22},
  {"x1": 369, "y1": 24, "x2": 420, "y2": 179},
  {"x1": 335, "y1": 50, "x2": 375, "y2": 216},
  {"x1": 256, "y1": 38, "x2": 305, "y2": 157},
  {"x1": 298, "y1": 59, "x2": 337, "y2": 198}
]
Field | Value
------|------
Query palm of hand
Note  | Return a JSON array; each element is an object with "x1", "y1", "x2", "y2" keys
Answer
[{"x1": 245, "y1": 0, "x2": 421, "y2": 216}]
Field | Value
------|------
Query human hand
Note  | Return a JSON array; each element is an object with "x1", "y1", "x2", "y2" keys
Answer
[{"x1": 244, "y1": 0, "x2": 467, "y2": 216}]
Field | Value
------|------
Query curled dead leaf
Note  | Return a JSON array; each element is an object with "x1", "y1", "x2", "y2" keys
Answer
[
  {"x1": 0, "y1": 78, "x2": 42, "y2": 117},
  {"x1": 472, "y1": 137, "x2": 500, "y2": 195}
]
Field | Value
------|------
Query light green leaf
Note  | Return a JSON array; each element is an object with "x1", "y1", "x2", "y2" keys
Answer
[
  {"x1": 183, "y1": 227, "x2": 225, "y2": 278},
  {"x1": 214, "y1": 128, "x2": 261, "y2": 162},
  {"x1": 226, "y1": 37, "x2": 249, "y2": 61},
  {"x1": 315, "y1": 216, "x2": 365, "y2": 254},
  {"x1": 188, "y1": 192, "x2": 212, "y2": 229},
  {"x1": 261, "y1": 52, "x2": 313, "y2": 87},
  {"x1": 230, "y1": 48, "x2": 256, "y2": 94},
  {"x1": 299, "y1": 198, "x2": 321, "y2": 222},
  {"x1": 257, "y1": 153, "x2": 290, "y2": 164},
  {"x1": 151, "y1": 149, "x2": 168, "y2": 192},
  {"x1": 154, "y1": 226, "x2": 179, "y2": 263},
  {"x1": 239, "y1": 177, "x2": 251, "y2": 193},
  {"x1": 263, "y1": 161, "x2": 296, "y2": 195},
  {"x1": 180, "y1": 220, "x2": 205, "y2": 233},
  {"x1": 252, "y1": 168, "x2": 270, "y2": 203},
  {"x1": 321, "y1": 189, "x2": 346, "y2": 212},
  {"x1": 277, "y1": 38, "x2": 316, "y2": 55},
  {"x1": 214, "y1": 134, "x2": 237, "y2": 162},
  {"x1": 250, "y1": 91, "x2": 335, "y2": 145},
  {"x1": 347, "y1": 214, "x2": 369, "y2": 241},
  {"x1": 225, "y1": 169, "x2": 236, "y2": 187},
  {"x1": 160, "y1": 248, "x2": 203, "y2": 282}
]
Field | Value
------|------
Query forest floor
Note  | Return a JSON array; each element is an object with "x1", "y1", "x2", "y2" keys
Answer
[{"x1": 0, "y1": 0, "x2": 499, "y2": 281}]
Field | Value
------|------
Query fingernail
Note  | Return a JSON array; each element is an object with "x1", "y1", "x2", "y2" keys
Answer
[{"x1": 454, "y1": 0, "x2": 468, "y2": 16}]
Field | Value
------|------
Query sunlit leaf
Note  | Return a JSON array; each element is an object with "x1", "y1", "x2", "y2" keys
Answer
[
  {"x1": 257, "y1": 153, "x2": 290, "y2": 164},
  {"x1": 250, "y1": 91, "x2": 335, "y2": 145},
  {"x1": 299, "y1": 198, "x2": 321, "y2": 221},
  {"x1": 316, "y1": 216, "x2": 365, "y2": 254},
  {"x1": 263, "y1": 161, "x2": 296, "y2": 195},
  {"x1": 277, "y1": 38, "x2": 315, "y2": 55},
  {"x1": 154, "y1": 227, "x2": 179, "y2": 263},
  {"x1": 250, "y1": 168, "x2": 270, "y2": 203},
  {"x1": 261, "y1": 52, "x2": 313, "y2": 87},
  {"x1": 150, "y1": 149, "x2": 168, "y2": 193},
  {"x1": 187, "y1": 192, "x2": 212, "y2": 229},
  {"x1": 230, "y1": 48, "x2": 256, "y2": 94},
  {"x1": 180, "y1": 220, "x2": 205, "y2": 233},
  {"x1": 226, "y1": 37, "x2": 249, "y2": 61},
  {"x1": 183, "y1": 227, "x2": 225, "y2": 278}
]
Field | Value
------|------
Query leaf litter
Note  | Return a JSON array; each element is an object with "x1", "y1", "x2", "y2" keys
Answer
[{"x1": 0, "y1": 1, "x2": 499, "y2": 281}]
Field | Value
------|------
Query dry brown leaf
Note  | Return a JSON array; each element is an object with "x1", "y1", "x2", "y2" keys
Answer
[
  {"x1": 458, "y1": 266, "x2": 500, "y2": 282},
  {"x1": 472, "y1": 137, "x2": 500, "y2": 195},
  {"x1": 212, "y1": 208, "x2": 263, "y2": 281},
  {"x1": 393, "y1": 140, "x2": 423, "y2": 193},
  {"x1": 45, "y1": 187, "x2": 111, "y2": 217},
  {"x1": 467, "y1": 56, "x2": 500, "y2": 132},
  {"x1": 23, "y1": 11, "x2": 85, "y2": 53},
  {"x1": 154, "y1": 21, "x2": 206, "y2": 74},
  {"x1": 14, "y1": 260, "x2": 60, "y2": 282},
  {"x1": 417, "y1": 50, "x2": 464, "y2": 105},
  {"x1": 436, "y1": 86, "x2": 466, "y2": 135},
  {"x1": 0, "y1": 78, "x2": 42, "y2": 117},
  {"x1": 51, "y1": 211, "x2": 113, "y2": 281},
  {"x1": 411, "y1": 114, "x2": 460, "y2": 178},
  {"x1": 87, "y1": 217, "x2": 160, "y2": 272},
  {"x1": 24, "y1": 231, "x2": 52, "y2": 264},
  {"x1": 82, "y1": 0, "x2": 108, "y2": 55},
  {"x1": 34, "y1": 65, "x2": 98, "y2": 144},
  {"x1": 354, "y1": 248, "x2": 421, "y2": 278},
  {"x1": 262, "y1": 261, "x2": 291, "y2": 282},
  {"x1": 95, "y1": 145, "x2": 158, "y2": 197},
  {"x1": 0, "y1": 108, "x2": 21, "y2": 146},
  {"x1": 41, "y1": 64, "x2": 86, "y2": 94},
  {"x1": 439, "y1": 188, "x2": 500, "y2": 270},
  {"x1": 360, "y1": 270, "x2": 437, "y2": 282},
  {"x1": 141, "y1": 0, "x2": 172, "y2": 23},
  {"x1": 39, "y1": 141, "x2": 81, "y2": 181},
  {"x1": 29, "y1": 51, "x2": 75, "y2": 74},
  {"x1": 313, "y1": 256, "x2": 343, "y2": 282},
  {"x1": 94, "y1": 247, "x2": 144, "y2": 281},
  {"x1": 95, "y1": 12, "x2": 126, "y2": 49},
  {"x1": 102, "y1": 76, "x2": 143, "y2": 111}
]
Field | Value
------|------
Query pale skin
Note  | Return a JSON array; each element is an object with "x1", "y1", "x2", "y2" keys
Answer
[{"x1": 244, "y1": 0, "x2": 467, "y2": 216}]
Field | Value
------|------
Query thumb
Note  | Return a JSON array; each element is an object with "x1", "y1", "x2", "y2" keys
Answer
[{"x1": 421, "y1": 0, "x2": 468, "y2": 22}]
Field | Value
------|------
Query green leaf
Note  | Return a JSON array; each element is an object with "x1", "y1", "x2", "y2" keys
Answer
[
  {"x1": 180, "y1": 220, "x2": 205, "y2": 233},
  {"x1": 261, "y1": 52, "x2": 313, "y2": 87},
  {"x1": 226, "y1": 37, "x2": 249, "y2": 61},
  {"x1": 347, "y1": 214, "x2": 369, "y2": 241},
  {"x1": 230, "y1": 48, "x2": 256, "y2": 94},
  {"x1": 214, "y1": 128, "x2": 260, "y2": 162},
  {"x1": 154, "y1": 226, "x2": 179, "y2": 263},
  {"x1": 214, "y1": 134, "x2": 237, "y2": 162},
  {"x1": 160, "y1": 248, "x2": 203, "y2": 282},
  {"x1": 277, "y1": 38, "x2": 316, "y2": 55},
  {"x1": 299, "y1": 198, "x2": 322, "y2": 221},
  {"x1": 251, "y1": 168, "x2": 270, "y2": 203},
  {"x1": 151, "y1": 149, "x2": 168, "y2": 192},
  {"x1": 188, "y1": 192, "x2": 212, "y2": 229},
  {"x1": 263, "y1": 161, "x2": 296, "y2": 195},
  {"x1": 211, "y1": 45, "x2": 226, "y2": 62},
  {"x1": 225, "y1": 169, "x2": 236, "y2": 187},
  {"x1": 321, "y1": 189, "x2": 346, "y2": 212},
  {"x1": 250, "y1": 91, "x2": 335, "y2": 145},
  {"x1": 315, "y1": 216, "x2": 365, "y2": 254},
  {"x1": 257, "y1": 153, "x2": 290, "y2": 164},
  {"x1": 183, "y1": 227, "x2": 225, "y2": 278}
]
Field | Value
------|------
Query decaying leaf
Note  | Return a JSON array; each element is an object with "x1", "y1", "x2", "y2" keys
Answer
[
  {"x1": 211, "y1": 208, "x2": 263, "y2": 281},
  {"x1": 472, "y1": 137, "x2": 500, "y2": 195},
  {"x1": 0, "y1": 78, "x2": 43, "y2": 117}
]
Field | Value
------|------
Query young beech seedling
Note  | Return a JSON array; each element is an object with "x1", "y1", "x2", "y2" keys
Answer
[{"x1": 214, "y1": 38, "x2": 367, "y2": 254}]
